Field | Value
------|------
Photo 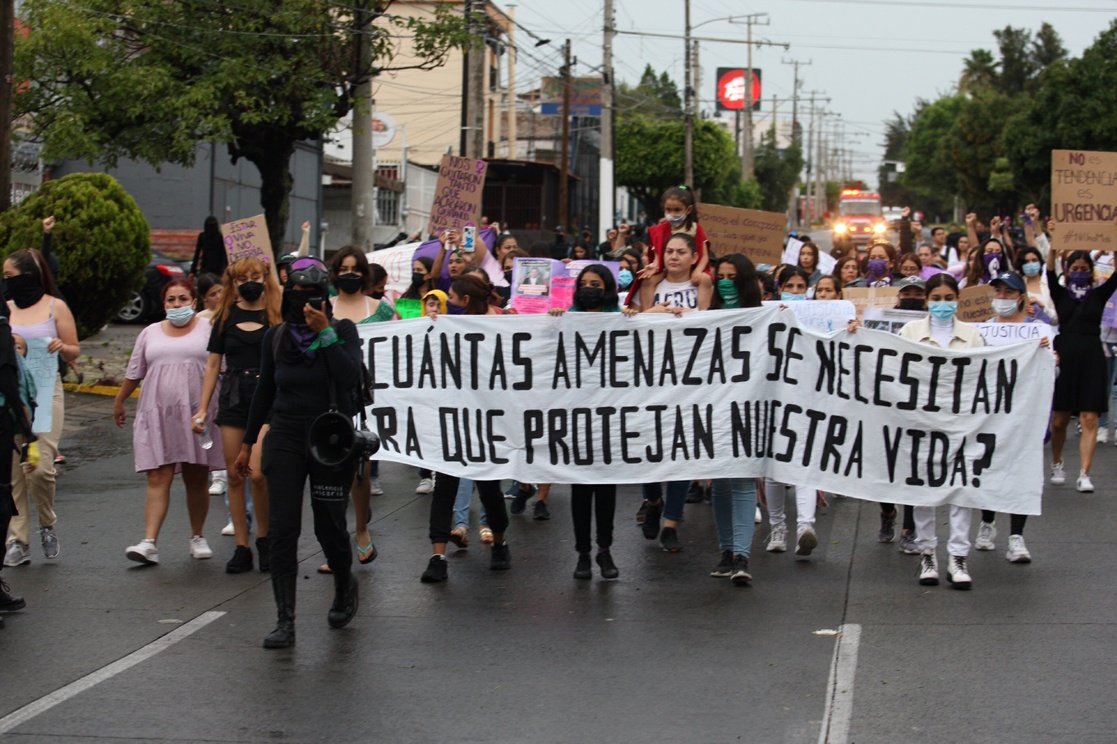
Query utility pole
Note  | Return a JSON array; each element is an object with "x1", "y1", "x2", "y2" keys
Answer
[
  {"x1": 683, "y1": 0, "x2": 693, "y2": 187},
  {"x1": 507, "y1": 5, "x2": 517, "y2": 158},
  {"x1": 729, "y1": 13, "x2": 769, "y2": 181},
  {"x1": 782, "y1": 57, "x2": 811, "y2": 147},
  {"x1": 599, "y1": 0, "x2": 614, "y2": 238},
  {"x1": 351, "y1": 2, "x2": 376, "y2": 249},
  {"x1": 559, "y1": 39, "x2": 572, "y2": 233},
  {"x1": 0, "y1": 0, "x2": 13, "y2": 212},
  {"x1": 466, "y1": 0, "x2": 487, "y2": 159}
]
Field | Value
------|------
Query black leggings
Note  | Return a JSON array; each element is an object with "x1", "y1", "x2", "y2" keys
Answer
[
  {"x1": 880, "y1": 503, "x2": 916, "y2": 532},
  {"x1": 571, "y1": 484, "x2": 616, "y2": 553},
  {"x1": 429, "y1": 475, "x2": 508, "y2": 543},
  {"x1": 263, "y1": 416, "x2": 359, "y2": 579},
  {"x1": 0, "y1": 420, "x2": 14, "y2": 573},
  {"x1": 981, "y1": 511, "x2": 1027, "y2": 535}
]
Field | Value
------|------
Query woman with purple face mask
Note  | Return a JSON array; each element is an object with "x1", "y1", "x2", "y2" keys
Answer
[
  {"x1": 863, "y1": 241, "x2": 896, "y2": 288},
  {"x1": 960, "y1": 238, "x2": 1006, "y2": 289},
  {"x1": 1046, "y1": 245, "x2": 1117, "y2": 493}
]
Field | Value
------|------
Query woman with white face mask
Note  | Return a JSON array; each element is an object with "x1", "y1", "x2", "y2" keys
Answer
[{"x1": 114, "y1": 280, "x2": 224, "y2": 566}]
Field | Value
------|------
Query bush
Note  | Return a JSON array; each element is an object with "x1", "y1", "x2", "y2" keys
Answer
[{"x1": 0, "y1": 173, "x2": 150, "y2": 339}]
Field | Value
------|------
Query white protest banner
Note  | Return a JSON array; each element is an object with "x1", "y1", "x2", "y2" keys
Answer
[
  {"x1": 220, "y1": 214, "x2": 274, "y2": 265},
  {"x1": 23, "y1": 338, "x2": 57, "y2": 433},
  {"x1": 428, "y1": 154, "x2": 488, "y2": 236},
  {"x1": 1051, "y1": 149, "x2": 1117, "y2": 251},
  {"x1": 358, "y1": 307, "x2": 1053, "y2": 514},
  {"x1": 762, "y1": 301, "x2": 856, "y2": 333},
  {"x1": 973, "y1": 322, "x2": 1054, "y2": 347}
]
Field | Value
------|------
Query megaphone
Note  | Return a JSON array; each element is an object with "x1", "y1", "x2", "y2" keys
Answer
[{"x1": 308, "y1": 411, "x2": 380, "y2": 468}]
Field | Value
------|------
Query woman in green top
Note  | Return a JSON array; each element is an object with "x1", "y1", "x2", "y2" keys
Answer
[{"x1": 324, "y1": 246, "x2": 394, "y2": 570}]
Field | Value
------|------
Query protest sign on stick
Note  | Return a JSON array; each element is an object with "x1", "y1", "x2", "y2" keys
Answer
[
  {"x1": 220, "y1": 215, "x2": 274, "y2": 265},
  {"x1": 428, "y1": 154, "x2": 488, "y2": 236}
]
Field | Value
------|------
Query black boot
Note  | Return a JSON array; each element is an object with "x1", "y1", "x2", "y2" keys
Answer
[
  {"x1": 255, "y1": 537, "x2": 271, "y2": 573},
  {"x1": 327, "y1": 572, "x2": 359, "y2": 629},
  {"x1": 263, "y1": 574, "x2": 296, "y2": 649}
]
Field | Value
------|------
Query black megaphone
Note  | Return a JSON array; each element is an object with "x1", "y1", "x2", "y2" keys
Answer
[{"x1": 308, "y1": 411, "x2": 381, "y2": 467}]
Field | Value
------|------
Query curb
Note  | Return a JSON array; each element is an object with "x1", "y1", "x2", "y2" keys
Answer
[{"x1": 62, "y1": 383, "x2": 140, "y2": 399}]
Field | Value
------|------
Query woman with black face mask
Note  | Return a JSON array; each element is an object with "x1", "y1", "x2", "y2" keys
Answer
[
  {"x1": 194, "y1": 257, "x2": 282, "y2": 574},
  {"x1": 234, "y1": 257, "x2": 363, "y2": 649},
  {"x1": 320, "y1": 246, "x2": 394, "y2": 571},
  {"x1": 2, "y1": 249, "x2": 79, "y2": 569}
]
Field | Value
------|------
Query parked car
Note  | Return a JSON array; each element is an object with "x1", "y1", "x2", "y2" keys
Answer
[{"x1": 115, "y1": 252, "x2": 189, "y2": 323}]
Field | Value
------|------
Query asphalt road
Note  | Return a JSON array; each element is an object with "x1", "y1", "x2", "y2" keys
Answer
[{"x1": 0, "y1": 388, "x2": 1113, "y2": 743}]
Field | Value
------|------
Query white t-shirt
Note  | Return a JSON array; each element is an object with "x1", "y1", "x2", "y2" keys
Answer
[{"x1": 649, "y1": 278, "x2": 699, "y2": 310}]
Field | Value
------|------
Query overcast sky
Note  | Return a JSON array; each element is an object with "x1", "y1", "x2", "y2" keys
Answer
[{"x1": 507, "y1": 0, "x2": 1113, "y2": 186}]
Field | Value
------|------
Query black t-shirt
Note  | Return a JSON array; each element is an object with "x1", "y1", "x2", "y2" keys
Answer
[{"x1": 208, "y1": 305, "x2": 269, "y2": 372}]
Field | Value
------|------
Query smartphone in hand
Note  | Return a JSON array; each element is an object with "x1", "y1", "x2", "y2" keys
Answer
[{"x1": 462, "y1": 225, "x2": 476, "y2": 253}]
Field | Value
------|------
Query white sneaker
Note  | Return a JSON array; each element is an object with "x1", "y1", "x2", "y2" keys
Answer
[
  {"x1": 794, "y1": 525, "x2": 818, "y2": 556},
  {"x1": 126, "y1": 539, "x2": 159, "y2": 565},
  {"x1": 3, "y1": 541, "x2": 30, "y2": 567},
  {"x1": 415, "y1": 478, "x2": 434, "y2": 494},
  {"x1": 1077, "y1": 471, "x2": 1095, "y2": 493},
  {"x1": 1006, "y1": 534, "x2": 1032, "y2": 563},
  {"x1": 221, "y1": 520, "x2": 235, "y2": 536},
  {"x1": 208, "y1": 480, "x2": 227, "y2": 496},
  {"x1": 189, "y1": 535, "x2": 213, "y2": 559},
  {"x1": 947, "y1": 555, "x2": 972, "y2": 589},
  {"x1": 918, "y1": 550, "x2": 939, "y2": 585},
  {"x1": 766, "y1": 525, "x2": 787, "y2": 553},
  {"x1": 755, "y1": 506, "x2": 762, "y2": 524},
  {"x1": 975, "y1": 521, "x2": 997, "y2": 551},
  {"x1": 370, "y1": 477, "x2": 384, "y2": 496},
  {"x1": 1098, "y1": 427, "x2": 1111, "y2": 444},
  {"x1": 1050, "y1": 462, "x2": 1066, "y2": 485}
]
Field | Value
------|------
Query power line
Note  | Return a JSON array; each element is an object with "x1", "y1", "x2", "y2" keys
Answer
[{"x1": 785, "y1": 0, "x2": 1116, "y2": 11}]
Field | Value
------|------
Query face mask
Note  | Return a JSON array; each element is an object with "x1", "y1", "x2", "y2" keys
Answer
[
  {"x1": 665, "y1": 212, "x2": 688, "y2": 227},
  {"x1": 867, "y1": 258, "x2": 888, "y2": 277},
  {"x1": 1067, "y1": 270, "x2": 1093, "y2": 301},
  {"x1": 1022, "y1": 262, "x2": 1042, "y2": 277},
  {"x1": 781, "y1": 292, "x2": 807, "y2": 302},
  {"x1": 335, "y1": 274, "x2": 364, "y2": 295},
  {"x1": 282, "y1": 289, "x2": 321, "y2": 325},
  {"x1": 716, "y1": 279, "x2": 739, "y2": 307},
  {"x1": 503, "y1": 270, "x2": 513, "y2": 285},
  {"x1": 371, "y1": 291, "x2": 385, "y2": 300},
  {"x1": 992, "y1": 298, "x2": 1020, "y2": 317},
  {"x1": 898, "y1": 298, "x2": 925, "y2": 311},
  {"x1": 411, "y1": 271, "x2": 427, "y2": 287},
  {"x1": 983, "y1": 253, "x2": 1002, "y2": 278},
  {"x1": 618, "y1": 269, "x2": 633, "y2": 289},
  {"x1": 165, "y1": 306, "x2": 195, "y2": 327},
  {"x1": 5, "y1": 273, "x2": 44, "y2": 309},
  {"x1": 238, "y1": 281, "x2": 263, "y2": 302},
  {"x1": 574, "y1": 287, "x2": 605, "y2": 310},
  {"x1": 929, "y1": 301, "x2": 957, "y2": 321}
]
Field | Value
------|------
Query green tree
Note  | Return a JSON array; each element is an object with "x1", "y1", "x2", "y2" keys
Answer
[
  {"x1": 901, "y1": 95, "x2": 964, "y2": 208},
  {"x1": 752, "y1": 126, "x2": 803, "y2": 213},
  {"x1": 877, "y1": 110, "x2": 920, "y2": 206},
  {"x1": 1031, "y1": 22, "x2": 1068, "y2": 70},
  {"x1": 993, "y1": 26, "x2": 1038, "y2": 94},
  {"x1": 943, "y1": 90, "x2": 1026, "y2": 212},
  {"x1": 616, "y1": 64, "x2": 683, "y2": 121},
  {"x1": 14, "y1": 0, "x2": 467, "y2": 247},
  {"x1": 0, "y1": 174, "x2": 150, "y2": 339},
  {"x1": 960, "y1": 49, "x2": 999, "y2": 93}
]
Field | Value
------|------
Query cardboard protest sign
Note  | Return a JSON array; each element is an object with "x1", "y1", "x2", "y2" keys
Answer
[
  {"x1": 428, "y1": 154, "x2": 488, "y2": 236},
  {"x1": 358, "y1": 306, "x2": 1054, "y2": 514},
  {"x1": 698, "y1": 203, "x2": 786, "y2": 266},
  {"x1": 957, "y1": 284, "x2": 994, "y2": 323},
  {"x1": 842, "y1": 287, "x2": 899, "y2": 320},
  {"x1": 1051, "y1": 149, "x2": 1117, "y2": 251},
  {"x1": 974, "y1": 322, "x2": 1054, "y2": 347},
  {"x1": 220, "y1": 215, "x2": 274, "y2": 265}
]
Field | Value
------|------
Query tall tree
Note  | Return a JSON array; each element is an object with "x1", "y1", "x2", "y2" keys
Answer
[
  {"x1": 616, "y1": 64, "x2": 683, "y2": 121},
  {"x1": 960, "y1": 49, "x2": 999, "y2": 93},
  {"x1": 752, "y1": 126, "x2": 803, "y2": 214},
  {"x1": 1031, "y1": 22, "x2": 1068, "y2": 70},
  {"x1": 994, "y1": 26, "x2": 1038, "y2": 94},
  {"x1": 14, "y1": 0, "x2": 468, "y2": 247}
]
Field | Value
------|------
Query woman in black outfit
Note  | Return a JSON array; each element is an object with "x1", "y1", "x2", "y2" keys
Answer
[
  {"x1": 1046, "y1": 245, "x2": 1117, "y2": 493},
  {"x1": 234, "y1": 257, "x2": 363, "y2": 649},
  {"x1": 190, "y1": 216, "x2": 228, "y2": 278}
]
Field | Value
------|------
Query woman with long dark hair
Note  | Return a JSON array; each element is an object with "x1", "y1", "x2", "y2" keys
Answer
[{"x1": 190, "y1": 216, "x2": 228, "y2": 278}]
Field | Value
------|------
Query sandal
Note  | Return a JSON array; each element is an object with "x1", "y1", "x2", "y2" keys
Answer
[
  {"x1": 357, "y1": 541, "x2": 378, "y2": 565},
  {"x1": 479, "y1": 526, "x2": 494, "y2": 545},
  {"x1": 449, "y1": 526, "x2": 469, "y2": 548},
  {"x1": 317, "y1": 564, "x2": 332, "y2": 574}
]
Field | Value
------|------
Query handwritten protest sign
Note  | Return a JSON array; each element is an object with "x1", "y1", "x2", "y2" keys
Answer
[
  {"x1": 762, "y1": 300, "x2": 856, "y2": 333},
  {"x1": 974, "y1": 321, "x2": 1054, "y2": 347},
  {"x1": 1051, "y1": 149, "x2": 1117, "y2": 251},
  {"x1": 220, "y1": 215, "x2": 274, "y2": 265},
  {"x1": 23, "y1": 338, "x2": 57, "y2": 433},
  {"x1": 698, "y1": 203, "x2": 786, "y2": 266},
  {"x1": 957, "y1": 284, "x2": 994, "y2": 323},
  {"x1": 358, "y1": 307, "x2": 1054, "y2": 513},
  {"x1": 428, "y1": 154, "x2": 488, "y2": 236},
  {"x1": 842, "y1": 287, "x2": 899, "y2": 320}
]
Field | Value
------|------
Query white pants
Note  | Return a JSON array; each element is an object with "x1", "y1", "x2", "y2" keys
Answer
[
  {"x1": 765, "y1": 479, "x2": 815, "y2": 530},
  {"x1": 913, "y1": 505, "x2": 972, "y2": 557}
]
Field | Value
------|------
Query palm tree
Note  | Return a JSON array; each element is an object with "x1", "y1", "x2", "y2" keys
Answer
[{"x1": 960, "y1": 49, "x2": 999, "y2": 94}]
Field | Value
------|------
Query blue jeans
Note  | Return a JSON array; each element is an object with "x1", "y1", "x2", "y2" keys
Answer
[
  {"x1": 712, "y1": 478, "x2": 757, "y2": 557},
  {"x1": 645, "y1": 481, "x2": 689, "y2": 522},
  {"x1": 1099, "y1": 346, "x2": 1117, "y2": 426},
  {"x1": 453, "y1": 478, "x2": 488, "y2": 529}
]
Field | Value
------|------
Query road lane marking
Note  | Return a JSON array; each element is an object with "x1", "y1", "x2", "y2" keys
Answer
[
  {"x1": 0, "y1": 610, "x2": 225, "y2": 735},
  {"x1": 818, "y1": 622, "x2": 861, "y2": 744}
]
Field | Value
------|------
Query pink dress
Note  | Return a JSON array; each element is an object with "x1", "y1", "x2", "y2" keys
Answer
[{"x1": 125, "y1": 320, "x2": 223, "y2": 473}]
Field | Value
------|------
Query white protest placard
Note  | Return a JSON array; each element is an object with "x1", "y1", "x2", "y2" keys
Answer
[
  {"x1": 220, "y1": 214, "x2": 274, "y2": 265},
  {"x1": 782, "y1": 237, "x2": 805, "y2": 267},
  {"x1": 862, "y1": 307, "x2": 926, "y2": 335},
  {"x1": 358, "y1": 307, "x2": 1054, "y2": 514},
  {"x1": 1051, "y1": 149, "x2": 1117, "y2": 251},
  {"x1": 973, "y1": 322, "x2": 1055, "y2": 347},
  {"x1": 817, "y1": 250, "x2": 836, "y2": 275},
  {"x1": 23, "y1": 338, "x2": 57, "y2": 433},
  {"x1": 428, "y1": 154, "x2": 488, "y2": 236},
  {"x1": 762, "y1": 301, "x2": 856, "y2": 333}
]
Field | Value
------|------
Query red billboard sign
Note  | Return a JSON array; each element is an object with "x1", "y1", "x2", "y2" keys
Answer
[{"x1": 715, "y1": 68, "x2": 762, "y2": 112}]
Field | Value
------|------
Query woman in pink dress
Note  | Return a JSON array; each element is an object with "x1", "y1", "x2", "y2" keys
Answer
[{"x1": 113, "y1": 280, "x2": 224, "y2": 565}]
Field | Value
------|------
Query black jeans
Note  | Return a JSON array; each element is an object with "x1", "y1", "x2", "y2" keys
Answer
[
  {"x1": 571, "y1": 484, "x2": 616, "y2": 553},
  {"x1": 0, "y1": 417, "x2": 14, "y2": 572},
  {"x1": 981, "y1": 510, "x2": 1027, "y2": 535},
  {"x1": 881, "y1": 503, "x2": 916, "y2": 532},
  {"x1": 429, "y1": 475, "x2": 508, "y2": 543},
  {"x1": 263, "y1": 415, "x2": 358, "y2": 579}
]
